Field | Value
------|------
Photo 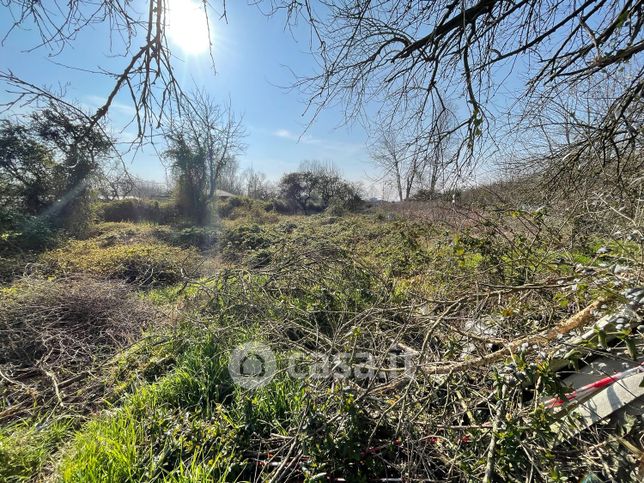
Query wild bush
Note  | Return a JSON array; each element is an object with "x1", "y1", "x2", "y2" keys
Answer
[
  {"x1": 0, "y1": 209, "x2": 60, "y2": 283},
  {"x1": 84, "y1": 221, "x2": 218, "y2": 251},
  {"x1": 371, "y1": 221, "x2": 432, "y2": 277},
  {"x1": 86, "y1": 221, "x2": 160, "y2": 244},
  {"x1": 0, "y1": 208, "x2": 58, "y2": 251},
  {"x1": 41, "y1": 240, "x2": 200, "y2": 286},
  {"x1": 216, "y1": 196, "x2": 278, "y2": 223},
  {"x1": 155, "y1": 226, "x2": 220, "y2": 250},
  {"x1": 194, "y1": 234, "x2": 386, "y2": 341},
  {"x1": 96, "y1": 198, "x2": 177, "y2": 224},
  {"x1": 269, "y1": 198, "x2": 293, "y2": 215},
  {"x1": 0, "y1": 275, "x2": 161, "y2": 430},
  {"x1": 221, "y1": 223, "x2": 277, "y2": 260},
  {"x1": 278, "y1": 166, "x2": 361, "y2": 215},
  {"x1": 216, "y1": 196, "x2": 244, "y2": 218},
  {"x1": 1, "y1": 110, "x2": 113, "y2": 238}
]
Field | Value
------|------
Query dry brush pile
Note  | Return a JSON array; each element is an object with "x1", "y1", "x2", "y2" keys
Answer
[{"x1": 0, "y1": 276, "x2": 162, "y2": 422}]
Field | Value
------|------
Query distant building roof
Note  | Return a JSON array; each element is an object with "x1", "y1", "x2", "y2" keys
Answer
[{"x1": 215, "y1": 189, "x2": 235, "y2": 198}]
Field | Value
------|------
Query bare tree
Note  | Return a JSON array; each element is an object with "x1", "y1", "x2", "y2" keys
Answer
[
  {"x1": 370, "y1": 103, "x2": 457, "y2": 202},
  {"x1": 264, "y1": 0, "x2": 643, "y2": 179},
  {"x1": 175, "y1": 92, "x2": 246, "y2": 196},
  {"x1": 370, "y1": 128, "x2": 418, "y2": 202},
  {"x1": 4, "y1": 0, "x2": 640, "y2": 184},
  {"x1": 415, "y1": 106, "x2": 457, "y2": 196},
  {"x1": 512, "y1": 73, "x2": 643, "y2": 197},
  {"x1": 131, "y1": 179, "x2": 170, "y2": 199},
  {"x1": 241, "y1": 167, "x2": 272, "y2": 199},
  {"x1": 164, "y1": 91, "x2": 246, "y2": 224},
  {"x1": 218, "y1": 157, "x2": 243, "y2": 195},
  {"x1": 95, "y1": 168, "x2": 136, "y2": 201},
  {"x1": 0, "y1": 1, "x2": 220, "y2": 141}
]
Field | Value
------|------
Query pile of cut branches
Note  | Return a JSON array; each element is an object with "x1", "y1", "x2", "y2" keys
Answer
[{"x1": 0, "y1": 275, "x2": 161, "y2": 421}]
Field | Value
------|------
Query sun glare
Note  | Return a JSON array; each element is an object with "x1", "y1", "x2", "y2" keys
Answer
[{"x1": 167, "y1": 0, "x2": 211, "y2": 55}]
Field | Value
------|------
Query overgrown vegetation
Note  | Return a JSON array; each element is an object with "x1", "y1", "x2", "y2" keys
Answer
[
  {"x1": 277, "y1": 161, "x2": 362, "y2": 215},
  {"x1": 0, "y1": 1, "x2": 642, "y2": 480},
  {"x1": 39, "y1": 239, "x2": 198, "y2": 286},
  {"x1": 1, "y1": 104, "x2": 641, "y2": 481},
  {"x1": 0, "y1": 275, "x2": 163, "y2": 480},
  {"x1": 96, "y1": 198, "x2": 177, "y2": 224},
  {"x1": 0, "y1": 108, "x2": 111, "y2": 242},
  {"x1": 1, "y1": 187, "x2": 642, "y2": 480}
]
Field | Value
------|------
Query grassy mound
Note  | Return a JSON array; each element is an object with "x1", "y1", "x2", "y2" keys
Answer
[
  {"x1": 40, "y1": 240, "x2": 201, "y2": 286},
  {"x1": 87, "y1": 222, "x2": 220, "y2": 251}
]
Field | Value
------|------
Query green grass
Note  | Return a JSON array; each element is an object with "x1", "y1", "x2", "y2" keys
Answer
[
  {"x1": 0, "y1": 417, "x2": 72, "y2": 482},
  {"x1": 58, "y1": 333, "x2": 309, "y2": 482}
]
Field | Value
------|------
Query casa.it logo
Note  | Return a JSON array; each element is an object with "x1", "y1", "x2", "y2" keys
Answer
[{"x1": 228, "y1": 342, "x2": 276, "y2": 389}]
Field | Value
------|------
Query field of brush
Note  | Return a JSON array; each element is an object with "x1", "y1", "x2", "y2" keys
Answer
[{"x1": 1, "y1": 199, "x2": 642, "y2": 481}]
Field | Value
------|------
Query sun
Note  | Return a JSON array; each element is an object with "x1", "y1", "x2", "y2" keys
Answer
[{"x1": 167, "y1": 0, "x2": 211, "y2": 55}]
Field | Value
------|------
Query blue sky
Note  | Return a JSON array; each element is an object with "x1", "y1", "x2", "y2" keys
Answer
[
  {"x1": 0, "y1": 1, "x2": 374, "y2": 187},
  {"x1": 3, "y1": 1, "x2": 582, "y2": 196}
]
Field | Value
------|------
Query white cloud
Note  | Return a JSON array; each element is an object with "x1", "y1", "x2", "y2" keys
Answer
[
  {"x1": 84, "y1": 94, "x2": 136, "y2": 116},
  {"x1": 273, "y1": 128, "x2": 294, "y2": 139},
  {"x1": 272, "y1": 128, "x2": 319, "y2": 144}
]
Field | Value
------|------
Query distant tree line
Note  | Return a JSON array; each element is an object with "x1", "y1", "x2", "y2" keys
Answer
[
  {"x1": 277, "y1": 161, "x2": 361, "y2": 215},
  {"x1": 1, "y1": 1, "x2": 640, "y2": 215},
  {"x1": 0, "y1": 98, "x2": 363, "y2": 250},
  {"x1": 158, "y1": 92, "x2": 362, "y2": 223}
]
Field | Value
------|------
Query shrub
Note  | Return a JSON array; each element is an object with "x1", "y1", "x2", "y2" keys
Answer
[
  {"x1": 155, "y1": 226, "x2": 220, "y2": 249},
  {"x1": 221, "y1": 223, "x2": 276, "y2": 260},
  {"x1": 216, "y1": 196, "x2": 244, "y2": 218},
  {"x1": 0, "y1": 208, "x2": 59, "y2": 251},
  {"x1": 216, "y1": 196, "x2": 278, "y2": 222},
  {"x1": 96, "y1": 199, "x2": 177, "y2": 224},
  {"x1": 0, "y1": 113, "x2": 108, "y2": 239},
  {"x1": 41, "y1": 240, "x2": 200, "y2": 286},
  {"x1": 326, "y1": 202, "x2": 347, "y2": 217},
  {"x1": 269, "y1": 198, "x2": 293, "y2": 215}
]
